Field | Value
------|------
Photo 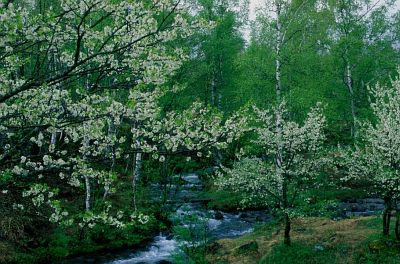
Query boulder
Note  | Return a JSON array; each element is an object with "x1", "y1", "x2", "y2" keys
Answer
[
  {"x1": 165, "y1": 234, "x2": 174, "y2": 240},
  {"x1": 314, "y1": 244, "x2": 325, "y2": 252},
  {"x1": 239, "y1": 212, "x2": 249, "y2": 219},
  {"x1": 214, "y1": 211, "x2": 224, "y2": 220},
  {"x1": 364, "y1": 198, "x2": 384, "y2": 204},
  {"x1": 350, "y1": 204, "x2": 366, "y2": 212}
]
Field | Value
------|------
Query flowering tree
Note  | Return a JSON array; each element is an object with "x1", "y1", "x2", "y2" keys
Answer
[
  {"x1": 0, "y1": 0, "x2": 200, "y2": 229},
  {"x1": 0, "y1": 0, "x2": 248, "y2": 238},
  {"x1": 127, "y1": 89, "x2": 248, "y2": 209},
  {"x1": 343, "y1": 73, "x2": 400, "y2": 238},
  {"x1": 217, "y1": 102, "x2": 327, "y2": 246}
]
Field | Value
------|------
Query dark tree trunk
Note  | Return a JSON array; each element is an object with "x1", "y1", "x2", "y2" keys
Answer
[
  {"x1": 395, "y1": 210, "x2": 400, "y2": 240},
  {"x1": 383, "y1": 196, "x2": 392, "y2": 236},
  {"x1": 284, "y1": 213, "x2": 291, "y2": 246}
]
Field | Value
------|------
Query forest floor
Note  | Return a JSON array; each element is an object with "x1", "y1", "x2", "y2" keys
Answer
[{"x1": 206, "y1": 216, "x2": 400, "y2": 264}]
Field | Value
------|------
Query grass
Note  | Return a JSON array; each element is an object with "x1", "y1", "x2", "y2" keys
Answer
[{"x1": 206, "y1": 216, "x2": 400, "y2": 264}]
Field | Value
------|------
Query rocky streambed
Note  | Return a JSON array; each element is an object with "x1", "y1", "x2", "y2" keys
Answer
[
  {"x1": 70, "y1": 174, "x2": 386, "y2": 264},
  {"x1": 101, "y1": 173, "x2": 272, "y2": 264},
  {"x1": 336, "y1": 198, "x2": 385, "y2": 218}
]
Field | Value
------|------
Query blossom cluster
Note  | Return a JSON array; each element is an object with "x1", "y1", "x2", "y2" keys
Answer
[
  {"x1": 0, "y1": 0, "x2": 244, "y2": 228},
  {"x1": 343, "y1": 72, "x2": 400, "y2": 199},
  {"x1": 217, "y1": 102, "x2": 327, "y2": 210}
]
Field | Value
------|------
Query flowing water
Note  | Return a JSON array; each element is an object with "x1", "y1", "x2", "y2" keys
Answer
[
  {"x1": 65, "y1": 173, "x2": 384, "y2": 263},
  {"x1": 103, "y1": 173, "x2": 271, "y2": 264},
  {"x1": 109, "y1": 235, "x2": 178, "y2": 264}
]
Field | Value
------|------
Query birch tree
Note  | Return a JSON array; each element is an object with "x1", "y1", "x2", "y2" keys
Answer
[
  {"x1": 255, "y1": 0, "x2": 316, "y2": 102},
  {"x1": 327, "y1": 0, "x2": 398, "y2": 139},
  {"x1": 167, "y1": 0, "x2": 249, "y2": 125},
  {"x1": 255, "y1": 0, "x2": 319, "y2": 192}
]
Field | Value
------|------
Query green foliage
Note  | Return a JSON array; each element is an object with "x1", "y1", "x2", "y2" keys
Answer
[
  {"x1": 0, "y1": 170, "x2": 13, "y2": 186},
  {"x1": 169, "y1": 0, "x2": 246, "y2": 112},
  {"x1": 203, "y1": 189, "x2": 244, "y2": 211},
  {"x1": 1, "y1": 0, "x2": 400, "y2": 262},
  {"x1": 48, "y1": 228, "x2": 71, "y2": 259}
]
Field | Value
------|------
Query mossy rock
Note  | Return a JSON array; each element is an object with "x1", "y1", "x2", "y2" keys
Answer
[{"x1": 234, "y1": 241, "x2": 259, "y2": 255}]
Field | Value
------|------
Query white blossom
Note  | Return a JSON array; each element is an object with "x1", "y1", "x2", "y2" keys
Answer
[
  {"x1": 344, "y1": 71, "x2": 400, "y2": 201},
  {"x1": 217, "y1": 102, "x2": 327, "y2": 211}
]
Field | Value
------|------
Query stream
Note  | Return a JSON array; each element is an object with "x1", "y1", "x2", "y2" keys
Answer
[
  {"x1": 66, "y1": 173, "x2": 386, "y2": 264},
  {"x1": 100, "y1": 173, "x2": 271, "y2": 263}
]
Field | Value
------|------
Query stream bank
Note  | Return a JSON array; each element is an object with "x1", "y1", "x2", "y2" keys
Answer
[
  {"x1": 67, "y1": 173, "x2": 385, "y2": 264},
  {"x1": 93, "y1": 173, "x2": 271, "y2": 264}
]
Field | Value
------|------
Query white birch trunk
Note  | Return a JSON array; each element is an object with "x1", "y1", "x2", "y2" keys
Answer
[
  {"x1": 134, "y1": 152, "x2": 142, "y2": 183},
  {"x1": 211, "y1": 78, "x2": 217, "y2": 107},
  {"x1": 82, "y1": 137, "x2": 91, "y2": 211},
  {"x1": 132, "y1": 144, "x2": 142, "y2": 211},
  {"x1": 50, "y1": 131, "x2": 57, "y2": 153},
  {"x1": 108, "y1": 119, "x2": 116, "y2": 168},
  {"x1": 345, "y1": 58, "x2": 357, "y2": 138},
  {"x1": 274, "y1": 0, "x2": 284, "y2": 191},
  {"x1": 84, "y1": 175, "x2": 91, "y2": 211}
]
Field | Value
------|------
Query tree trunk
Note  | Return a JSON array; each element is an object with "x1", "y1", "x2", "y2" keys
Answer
[
  {"x1": 275, "y1": 1, "x2": 283, "y2": 105},
  {"x1": 282, "y1": 175, "x2": 291, "y2": 246},
  {"x1": 83, "y1": 148, "x2": 91, "y2": 211},
  {"x1": 211, "y1": 78, "x2": 217, "y2": 107},
  {"x1": 132, "y1": 150, "x2": 142, "y2": 211},
  {"x1": 84, "y1": 175, "x2": 91, "y2": 211},
  {"x1": 284, "y1": 212, "x2": 291, "y2": 246},
  {"x1": 345, "y1": 56, "x2": 357, "y2": 139},
  {"x1": 103, "y1": 119, "x2": 116, "y2": 200},
  {"x1": 50, "y1": 131, "x2": 57, "y2": 153},
  {"x1": 274, "y1": 1, "x2": 289, "y2": 246},
  {"x1": 214, "y1": 150, "x2": 223, "y2": 166},
  {"x1": 383, "y1": 196, "x2": 392, "y2": 236},
  {"x1": 274, "y1": 0, "x2": 283, "y2": 164},
  {"x1": 395, "y1": 210, "x2": 400, "y2": 240},
  {"x1": 108, "y1": 119, "x2": 116, "y2": 169},
  {"x1": 161, "y1": 156, "x2": 170, "y2": 205},
  {"x1": 217, "y1": 54, "x2": 223, "y2": 110}
]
